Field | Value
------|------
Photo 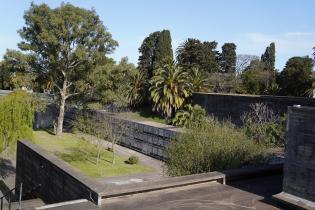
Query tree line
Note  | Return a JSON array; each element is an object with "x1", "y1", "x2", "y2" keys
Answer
[{"x1": 0, "y1": 2, "x2": 314, "y2": 134}]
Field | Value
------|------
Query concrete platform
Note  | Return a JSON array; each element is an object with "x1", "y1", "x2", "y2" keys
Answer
[{"x1": 41, "y1": 174, "x2": 283, "y2": 210}]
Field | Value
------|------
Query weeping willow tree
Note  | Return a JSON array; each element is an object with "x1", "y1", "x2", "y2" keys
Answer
[{"x1": 0, "y1": 91, "x2": 38, "y2": 153}]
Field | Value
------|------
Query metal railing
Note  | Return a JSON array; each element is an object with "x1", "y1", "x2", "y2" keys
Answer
[{"x1": 0, "y1": 183, "x2": 22, "y2": 210}]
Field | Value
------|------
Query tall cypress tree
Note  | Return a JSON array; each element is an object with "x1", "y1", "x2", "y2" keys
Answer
[
  {"x1": 153, "y1": 30, "x2": 173, "y2": 68},
  {"x1": 220, "y1": 43, "x2": 237, "y2": 73},
  {"x1": 138, "y1": 30, "x2": 173, "y2": 79},
  {"x1": 261, "y1": 42, "x2": 275, "y2": 71},
  {"x1": 138, "y1": 31, "x2": 161, "y2": 79}
]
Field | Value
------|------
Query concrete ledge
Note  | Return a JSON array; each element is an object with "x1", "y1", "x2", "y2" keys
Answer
[
  {"x1": 98, "y1": 163, "x2": 283, "y2": 199},
  {"x1": 273, "y1": 192, "x2": 315, "y2": 210},
  {"x1": 36, "y1": 199, "x2": 88, "y2": 209},
  {"x1": 99, "y1": 171, "x2": 225, "y2": 198}
]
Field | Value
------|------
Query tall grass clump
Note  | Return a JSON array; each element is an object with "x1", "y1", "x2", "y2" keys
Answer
[{"x1": 165, "y1": 117, "x2": 266, "y2": 176}]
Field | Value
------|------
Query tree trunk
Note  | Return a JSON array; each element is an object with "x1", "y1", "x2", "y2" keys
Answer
[
  {"x1": 96, "y1": 139, "x2": 101, "y2": 165},
  {"x1": 112, "y1": 142, "x2": 115, "y2": 164},
  {"x1": 56, "y1": 81, "x2": 67, "y2": 135}
]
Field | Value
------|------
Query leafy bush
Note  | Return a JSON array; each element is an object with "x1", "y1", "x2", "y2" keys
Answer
[
  {"x1": 166, "y1": 117, "x2": 266, "y2": 176},
  {"x1": 126, "y1": 155, "x2": 139, "y2": 165},
  {"x1": 242, "y1": 103, "x2": 286, "y2": 146},
  {"x1": 172, "y1": 104, "x2": 206, "y2": 128}
]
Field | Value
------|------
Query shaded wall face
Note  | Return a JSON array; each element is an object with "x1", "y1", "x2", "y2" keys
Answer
[
  {"x1": 193, "y1": 93, "x2": 315, "y2": 125},
  {"x1": 15, "y1": 141, "x2": 99, "y2": 204},
  {"x1": 283, "y1": 106, "x2": 315, "y2": 202}
]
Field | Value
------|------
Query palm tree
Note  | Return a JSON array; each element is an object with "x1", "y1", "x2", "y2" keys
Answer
[
  {"x1": 189, "y1": 67, "x2": 209, "y2": 92},
  {"x1": 150, "y1": 61, "x2": 191, "y2": 119},
  {"x1": 127, "y1": 70, "x2": 147, "y2": 107}
]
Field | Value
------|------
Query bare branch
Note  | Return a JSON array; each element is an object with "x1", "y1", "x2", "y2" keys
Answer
[
  {"x1": 66, "y1": 81, "x2": 73, "y2": 89},
  {"x1": 68, "y1": 60, "x2": 81, "y2": 69},
  {"x1": 53, "y1": 83, "x2": 62, "y2": 92},
  {"x1": 65, "y1": 92, "x2": 79, "y2": 99}
]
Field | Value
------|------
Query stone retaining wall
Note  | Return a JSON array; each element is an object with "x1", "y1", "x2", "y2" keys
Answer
[
  {"x1": 193, "y1": 92, "x2": 315, "y2": 125},
  {"x1": 95, "y1": 111, "x2": 182, "y2": 160}
]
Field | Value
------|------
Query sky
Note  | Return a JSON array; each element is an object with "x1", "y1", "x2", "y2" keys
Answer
[{"x1": 0, "y1": 0, "x2": 314, "y2": 70}]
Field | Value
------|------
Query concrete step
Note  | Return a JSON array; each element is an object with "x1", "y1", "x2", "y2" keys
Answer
[{"x1": 2, "y1": 198, "x2": 44, "y2": 210}]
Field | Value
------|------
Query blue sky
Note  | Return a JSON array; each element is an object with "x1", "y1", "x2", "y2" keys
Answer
[{"x1": 0, "y1": 0, "x2": 314, "y2": 70}]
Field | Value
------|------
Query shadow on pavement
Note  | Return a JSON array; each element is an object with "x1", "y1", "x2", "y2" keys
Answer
[
  {"x1": 227, "y1": 174, "x2": 283, "y2": 209},
  {"x1": 0, "y1": 158, "x2": 15, "y2": 179}
]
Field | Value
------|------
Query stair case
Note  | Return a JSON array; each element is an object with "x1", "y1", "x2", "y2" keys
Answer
[{"x1": 0, "y1": 183, "x2": 44, "y2": 210}]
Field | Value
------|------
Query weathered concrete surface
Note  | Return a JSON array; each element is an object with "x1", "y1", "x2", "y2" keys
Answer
[
  {"x1": 274, "y1": 106, "x2": 315, "y2": 208},
  {"x1": 193, "y1": 92, "x2": 315, "y2": 125},
  {"x1": 42, "y1": 175, "x2": 283, "y2": 210}
]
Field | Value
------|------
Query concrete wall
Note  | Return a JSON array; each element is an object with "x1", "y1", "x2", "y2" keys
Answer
[
  {"x1": 15, "y1": 140, "x2": 102, "y2": 205},
  {"x1": 282, "y1": 106, "x2": 315, "y2": 202},
  {"x1": 34, "y1": 104, "x2": 76, "y2": 130},
  {"x1": 193, "y1": 93, "x2": 315, "y2": 125},
  {"x1": 95, "y1": 111, "x2": 181, "y2": 160}
]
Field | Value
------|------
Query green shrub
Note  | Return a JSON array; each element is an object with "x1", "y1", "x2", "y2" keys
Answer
[
  {"x1": 242, "y1": 103, "x2": 286, "y2": 146},
  {"x1": 166, "y1": 117, "x2": 266, "y2": 176},
  {"x1": 172, "y1": 104, "x2": 206, "y2": 128},
  {"x1": 126, "y1": 155, "x2": 139, "y2": 164}
]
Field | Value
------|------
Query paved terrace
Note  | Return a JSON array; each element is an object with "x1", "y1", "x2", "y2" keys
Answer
[{"x1": 40, "y1": 174, "x2": 283, "y2": 210}]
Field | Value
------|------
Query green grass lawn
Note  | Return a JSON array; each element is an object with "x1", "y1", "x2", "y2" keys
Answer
[
  {"x1": 117, "y1": 107, "x2": 165, "y2": 124},
  {"x1": 33, "y1": 131, "x2": 153, "y2": 178}
]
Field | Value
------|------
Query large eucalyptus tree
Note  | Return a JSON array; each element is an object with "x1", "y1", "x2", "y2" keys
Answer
[{"x1": 18, "y1": 3, "x2": 118, "y2": 135}]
